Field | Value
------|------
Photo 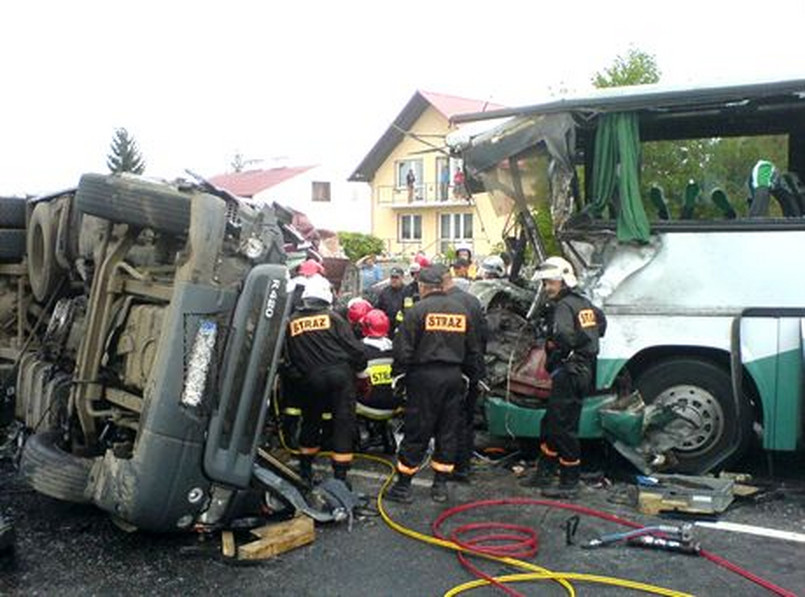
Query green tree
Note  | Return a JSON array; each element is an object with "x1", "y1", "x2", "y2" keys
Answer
[
  {"x1": 107, "y1": 128, "x2": 146, "y2": 174},
  {"x1": 592, "y1": 47, "x2": 660, "y2": 88},
  {"x1": 337, "y1": 231, "x2": 385, "y2": 262}
]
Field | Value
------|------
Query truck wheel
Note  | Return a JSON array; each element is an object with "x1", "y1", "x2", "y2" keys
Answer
[
  {"x1": 0, "y1": 196, "x2": 27, "y2": 228},
  {"x1": 635, "y1": 358, "x2": 752, "y2": 474},
  {"x1": 75, "y1": 173, "x2": 192, "y2": 235},
  {"x1": 27, "y1": 202, "x2": 63, "y2": 301},
  {"x1": 19, "y1": 431, "x2": 96, "y2": 504},
  {"x1": 0, "y1": 229, "x2": 26, "y2": 262}
]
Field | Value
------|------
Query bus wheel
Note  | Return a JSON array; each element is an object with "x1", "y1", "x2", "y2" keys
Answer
[{"x1": 635, "y1": 358, "x2": 752, "y2": 474}]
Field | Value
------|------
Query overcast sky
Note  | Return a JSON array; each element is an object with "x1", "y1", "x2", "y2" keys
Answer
[{"x1": 1, "y1": 0, "x2": 803, "y2": 195}]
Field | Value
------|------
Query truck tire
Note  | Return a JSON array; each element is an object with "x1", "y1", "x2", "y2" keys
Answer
[
  {"x1": 19, "y1": 431, "x2": 96, "y2": 504},
  {"x1": 0, "y1": 229, "x2": 26, "y2": 262},
  {"x1": 27, "y1": 202, "x2": 63, "y2": 301},
  {"x1": 0, "y1": 196, "x2": 27, "y2": 228},
  {"x1": 635, "y1": 358, "x2": 753, "y2": 474},
  {"x1": 75, "y1": 173, "x2": 192, "y2": 235}
]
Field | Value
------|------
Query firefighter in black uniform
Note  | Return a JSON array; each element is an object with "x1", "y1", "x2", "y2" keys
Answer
[
  {"x1": 385, "y1": 266, "x2": 481, "y2": 503},
  {"x1": 441, "y1": 266, "x2": 488, "y2": 482},
  {"x1": 285, "y1": 275, "x2": 367, "y2": 486},
  {"x1": 522, "y1": 256, "x2": 604, "y2": 498},
  {"x1": 375, "y1": 266, "x2": 407, "y2": 337}
]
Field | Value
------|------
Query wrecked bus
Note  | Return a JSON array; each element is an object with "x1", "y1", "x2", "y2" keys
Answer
[{"x1": 456, "y1": 79, "x2": 805, "y2": 473}]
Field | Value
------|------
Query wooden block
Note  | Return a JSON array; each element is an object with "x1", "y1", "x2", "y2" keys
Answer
[
  {"x1": 238, "y1": 516, "x2": 315, "y2": 560},
  {"x1": 221, "y1": 531, "x2": 236, "y2": 558}
]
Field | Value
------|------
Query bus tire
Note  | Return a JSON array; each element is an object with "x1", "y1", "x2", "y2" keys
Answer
[{"x1": 635, "y1": 358, "x2": 752, "y2": 474}]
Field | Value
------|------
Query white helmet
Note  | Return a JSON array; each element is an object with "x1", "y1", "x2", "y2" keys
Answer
[
  {"x1": 455, "y1": 242, "x2": 472, "y2": 259},
  {"x1": 533, "y1": 256, "x2": 577, "y2": 288},
  {"x1": 481, "y1": 255, "x2": 506, "y2": 278},
  {"x1": 301, "y1": 274, "x2": 333, "y2": 305}
]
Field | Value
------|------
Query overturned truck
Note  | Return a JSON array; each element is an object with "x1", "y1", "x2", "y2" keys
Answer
[
  {"x1": 458, "y1": 79, "x2": 805, "y2": 473},
  {"x1": 3, "y1": 174, "x2": 314, "y2": 532}
]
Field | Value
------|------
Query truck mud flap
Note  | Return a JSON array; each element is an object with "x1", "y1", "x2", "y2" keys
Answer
[{"x1": 204, "y1": 264, "x2": 290, "y2": 487}]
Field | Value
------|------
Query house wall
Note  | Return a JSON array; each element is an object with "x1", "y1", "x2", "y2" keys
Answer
[
  {"x1": 253, "y1": 165, "x2": 371, "y2": 233},
  {"x1": 370, "y1": 105, "x2": 507, "y2": 260}
]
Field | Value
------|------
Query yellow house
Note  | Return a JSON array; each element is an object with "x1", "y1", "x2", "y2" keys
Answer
[{"x1": 349, "y1": 90, "x2": 508, "y2": 261}]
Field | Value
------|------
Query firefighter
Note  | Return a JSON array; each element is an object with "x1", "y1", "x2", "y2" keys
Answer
[
  {"x1": 385, "y1": 266, "x2": 481, "y2": 504},
  {"x1": 356, "y1": 310, "x2": 397, "y2": 410},
  {"x1": 375, "y1": 267, "x2": 406, "y2": 337},
  {"x1": 355, "y1": 310, "x2": 401, "y2": 452},
  {"x1": 480, "y1": 255, "x2": 506, "y2": 279},
  {"x1": 399, "y1": 259, "x2": 426, "y2": 324},
  {"x1": 280, "y1": 261, "x2": 328, "y2": 447},
  {"x1": 347, "y1": 297, "x2": 373, "y2": 338},
  {"x1": 521, "y1": 256, "x2": 604, "y2": 498},
  {"x1": 441, "y1": 266, "x2": 488, "y2": 482},
  {"x1": 285, "y1": 275, "x2": 367, "y2": 486},
  {"x1": 451, "y1": 243, "x2": 478, "y2": 280}
]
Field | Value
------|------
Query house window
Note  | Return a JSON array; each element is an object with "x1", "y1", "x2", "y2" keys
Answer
[
  {"x1": 439, "y1": 212, "x2": 473, "y2": 253},
  {"x1": 312, "y1": 181, "x2": 331, "y2": 202},
  {"x1": 398, "y1": 214, "x2": 422, "y2": 242},
  {"x1": 395, "y1": 159, "x2": 423, "y2": 188}
]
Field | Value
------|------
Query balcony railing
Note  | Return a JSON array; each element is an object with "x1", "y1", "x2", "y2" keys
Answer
[{"x1": 375, "y1": 183, "x2": 473, "y2": 207}]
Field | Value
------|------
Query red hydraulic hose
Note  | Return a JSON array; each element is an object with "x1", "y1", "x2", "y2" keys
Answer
[{"x1": 430, "y1": 497, "x2": 797, "y2": 597}]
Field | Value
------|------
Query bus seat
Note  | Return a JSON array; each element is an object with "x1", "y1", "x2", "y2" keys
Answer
[
  {"x1": 681, "y1": 181, "x2": 700, "y2": 220},
  {"x1": 710, "y1": 188, "x2": 737, "y2": 219},
  {"x1": 649, "y1": 185, "x2": 670, "y2": 220},
  {"x1": 776, "y1": 172, "x2": 805, "y2": 217}
]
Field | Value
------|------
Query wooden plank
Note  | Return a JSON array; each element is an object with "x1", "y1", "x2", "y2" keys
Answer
[
  {"x1": 221, "y1": 531, "x2": 236, "y2": 558},
  {"x1": 238, "y1": 516, "x2": 315, "y2": 560}
]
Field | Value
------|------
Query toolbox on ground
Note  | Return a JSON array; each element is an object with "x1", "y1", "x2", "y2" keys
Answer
[{"x1": 637, "y1": 474, "x2": 734, "y2": 515}]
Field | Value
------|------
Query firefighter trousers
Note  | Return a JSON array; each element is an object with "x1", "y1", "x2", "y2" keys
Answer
[
  {"x1": 540, "y1": 364, "x2": 592, "y2": 464},
  {"x1": 298, "y1": 363, "x2": 355, "y2": 459},
  {"x1": 398, "y1": 364, "x2": 463, "y2": 473}
]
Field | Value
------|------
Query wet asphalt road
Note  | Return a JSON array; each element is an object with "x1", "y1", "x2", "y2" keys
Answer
[{"x1": 1, "y1": 444, "x2": 805, "y2": 596}]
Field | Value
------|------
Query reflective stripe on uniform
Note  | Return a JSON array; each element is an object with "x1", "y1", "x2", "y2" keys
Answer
[
  {"x1": 559, "y1": 457, "x2": 581, "y2": 467},
  {"x1": 283, "y1": 407, "x2": 302, "y2": 416},
  {"x1": 540, "y1": 442, "x2": 558, "y2": 458},
  {"x1": 321, "y1": 412, "x2": 333, "y2": 421},
  {"x1": 299, "y1": 446, "x2": 320, "y2": 455},
  {"x1": 396, "y1": 460, "x2": 418, "y2": 475},
  {"x1": 431, "y1": 460, "x2": 455, "y2": 473},
  {"x1": 331, "y1": 452, "x2": 353, "y2": 463}
]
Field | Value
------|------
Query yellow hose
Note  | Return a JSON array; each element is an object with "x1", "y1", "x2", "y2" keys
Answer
[
  {"x1": 356, "y1": 452, "x2": 692, "y2": 597},
  {"x1": 267, "y1": 404, "x2": 689, "y2": 597}
]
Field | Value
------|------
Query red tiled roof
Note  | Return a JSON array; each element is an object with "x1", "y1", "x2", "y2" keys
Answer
[
  {"x1": 209, "y1": 165, "x2": 315, "y2": 198},
  {"x1": 418, "y1": 90, "x2": 504, "y2": 120}
]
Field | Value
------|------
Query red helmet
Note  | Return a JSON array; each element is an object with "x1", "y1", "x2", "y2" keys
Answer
[
  {"x1": 347, "y1": 298, "x2": 373, "y2": 325},
  {"x1": 298, "y1": 259, "x2": 325, "y2": 277},
  {"x1": 361, "y1": 309, "x2": 390, "y2": 338}
]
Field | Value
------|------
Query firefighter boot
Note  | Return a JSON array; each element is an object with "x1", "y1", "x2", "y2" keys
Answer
[
  {"x1": 542, "y1": 464, "x2": 580, "y2": 499},
  {"x1": 333, "y1": 462, "x2": 352, "y2": 491},
  {"x1": 298, "y1": 454, "x2": 314, "y2": 485},
  {"x1": 431, "y1": 472, "x2": 449, "y2": 503},
  {"x1": 519, "y1": 456, "x2": 558, "y2": 488},
  {"x1": 385, "y1": 473, "x2": 414, "y2": 504}
]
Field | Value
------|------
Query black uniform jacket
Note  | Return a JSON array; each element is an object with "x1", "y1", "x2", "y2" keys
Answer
[
  {"x1": 445, "y1": 285, "x2": 488, "y2": 379},
  {"x1": 549, "y1": 289, "x2": 602, "y2": 365},
  {"x1": 392, "y1": 291, "x2": 481, "y2": 379},
  {"x1": 286, "y1": 306, "x2": 367, "y2": 373}
]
